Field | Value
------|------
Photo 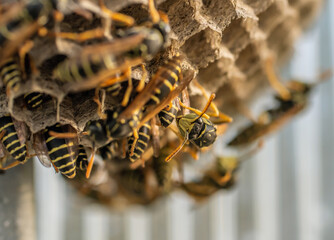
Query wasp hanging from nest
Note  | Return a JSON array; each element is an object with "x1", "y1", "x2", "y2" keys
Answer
[{"x1": 228, "y1": 59, "x2": 331, "y2": 147}]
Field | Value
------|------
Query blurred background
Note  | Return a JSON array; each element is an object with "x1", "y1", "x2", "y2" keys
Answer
[{"x1": 0, "y1": 1, "x2": 333, "y2": 240}]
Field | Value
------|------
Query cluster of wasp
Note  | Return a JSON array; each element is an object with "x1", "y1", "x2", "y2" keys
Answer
[{"x1": 0, "y1": 0, "x2": 326, "y2": 204}]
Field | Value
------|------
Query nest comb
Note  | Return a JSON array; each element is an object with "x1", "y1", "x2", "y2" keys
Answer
[{"x1": 0, "y1": 0, "x2": 324, "y2": 206}]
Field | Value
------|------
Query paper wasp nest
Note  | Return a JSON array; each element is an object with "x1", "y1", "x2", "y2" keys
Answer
[{"x1": 0, "y1": 0, "x2": 323, "y2": 206}]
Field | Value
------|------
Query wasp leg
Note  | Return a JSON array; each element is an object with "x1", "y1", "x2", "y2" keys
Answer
[
  {"x1": 0, "y1": 160, "x2": 22, "y2": 170},
  {"x1": 51, "y1": 28, "x2": 105, "y2": 42},
  {"x1": 121, "y1": 138, "x2": 127, "y2": 158},
  {"x1": 52, "y1": 9, "x2": 64, "y2": 23},
  {"x1": 192, "y1": 79, "x2": 233, "y2": 123},
  {"x1": 129, "y1": 129, "x2": 139, "y2": 157},
  {"x1": 218, "y1": 171, "x2": 232, "y2": 185},
  {"x1": 165, "y1": 132, "x2": 189, "y2": 162},
  {"x1": 178, "y1": 100, "x2": 210, "y2": 119},
  {"x1": 94, "y1": 87, "x2": 107, "y2": 119},
  {"x1": 18, "y1": 40, "x2": 34, "y2": 78},
  {"x1": 122, "y1": 68, "x2": 133, "y2": 107},
  {"x1": 86, "y1": 149, "x2": 96, "y2": 179},
  {"x1": 51, "y1": 161, "x2": 59, "y2": 173},
  {"x1": 48, "y1": 131, "x2": 77, "y2": 138},
  {"x1": 264, "y1": 58, "x2": 291, "y2": 100},
  {"x1": 98, "y1": 0, "x2": 135, "y2": 26},
  {"x1": 148, "y1": 0, "x2": 160, "y2": 23},
  {"x1": 136, "y1": 64, "x2": 147, "y2": 92},
  {"x1": 0, "y1": 130, "x2": 6, "y2": 140},
  {"x1": 151, "y1": 117, "x2": 160, "y2": 158},
  {"x1": 56, "y1": 99, "x2": 60, "y2": 122}
]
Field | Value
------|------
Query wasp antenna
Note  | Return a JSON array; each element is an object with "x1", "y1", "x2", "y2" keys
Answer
[
  {"x1": 192, "y1": 93, "x2": 215, "y2": 123},
  {"x1": 264, "y1": 58, "x2": 291, "y2": 100},
  {"x1": 165, "y1": 133, "x2": 188, "y2": 162}
]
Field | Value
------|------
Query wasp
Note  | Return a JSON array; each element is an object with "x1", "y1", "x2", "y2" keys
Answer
[
  {"x1": 0, "y1": 114, "x2": 29, "y2": 170},
  {"x1": 24, "y1": 92, "x2": 52, "y2": 110},
  {"x1": 165, "y1": 86, "x2": 233, "y2": 162},
  {"x1": 34, "y1": 123, "x2": 78, "y2": 178},
  {"x1": 119, "y1": 55, "x2": 182, "y2": 121},
  {"x1": 182, "y1": 142, "x2": 263, "y2": 201},
  {"x1": 228, "y1": 66, "x2": 330, "y2": 146},
  {"x1": 54, "y1": 0, "x2": 171, "y2": 94},
  {"x1": 118, "y1": 167, "x2": 159, "y2": 204}
]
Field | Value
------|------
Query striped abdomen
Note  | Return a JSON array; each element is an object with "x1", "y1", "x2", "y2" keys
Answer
[
  {"x1": 0, "y1": 58, "x2": 21, "y2": 92},
  {"x1": 119, "y1": 169, "x2": 146, "y2": 195},
  {"x1": 54, "y1": 54, "x2": 115, "y2": 83},
  {"x1": 44, "y1": 124, "x2": 77, "y2": 178},
  {"x1": 158, "y1": 101, "x2": 178, "y2": 127},
  {"x1": 127, "y1": 122, "x2": 151, "y2": 162},
  {"x1": 24, "y1": 92, "x2": 50, "y2": 110},
  {"x1": 0, "y1": 0, "x2": 48, "y2": 45},
  {"x1": 76, "y1": 145, "x2": 88, "y2": 171},
  {"x1": 146, "y1": 56, "x2": 182, "y2": 106},
  {"x1": 0, "y1": 115, "x2": 27, "y2": 163}
]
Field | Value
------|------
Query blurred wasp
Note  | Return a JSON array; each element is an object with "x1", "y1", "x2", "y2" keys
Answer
[
  {"x1": 228, "y1": 61, "x2": 331, "y2": 146},
  {"x1": 0, "y1": 0, "x2": 62, "y2": 65},
  {"x1": 0, "y1": 57, "x2": 22, "y2": 95},
  {"x1": 118, "y1": 167, "x2": 159, "y2": 204},
  {"x1": 33, "y1": 123, "x2": 78, "y2": 178},
  {"x1": 54, "y1": 0, "x2": 171, "y2": 96},
  {"x1": 182, "y1": 141, "x2": 263, "y2": 201}
]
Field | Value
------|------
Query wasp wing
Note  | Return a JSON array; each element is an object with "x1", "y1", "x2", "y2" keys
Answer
[{"x1": 32, "y1": 132, "x2": 52, "y2": 168}]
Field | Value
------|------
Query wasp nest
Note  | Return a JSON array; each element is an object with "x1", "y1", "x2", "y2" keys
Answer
[{"x1": 0, "y1": 0, "x2": 323, "y2": 206}]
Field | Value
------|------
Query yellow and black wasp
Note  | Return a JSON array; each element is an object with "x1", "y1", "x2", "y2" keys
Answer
[
  {"x1": 165, "y1": 89, "x2": 233, "y2": 162},
  {"x1": 33, "y1": 123, "x2": 78, "y2": 178},
  {"x1": 0, "y1": 114, "x2": 29, "y2": 170}
]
